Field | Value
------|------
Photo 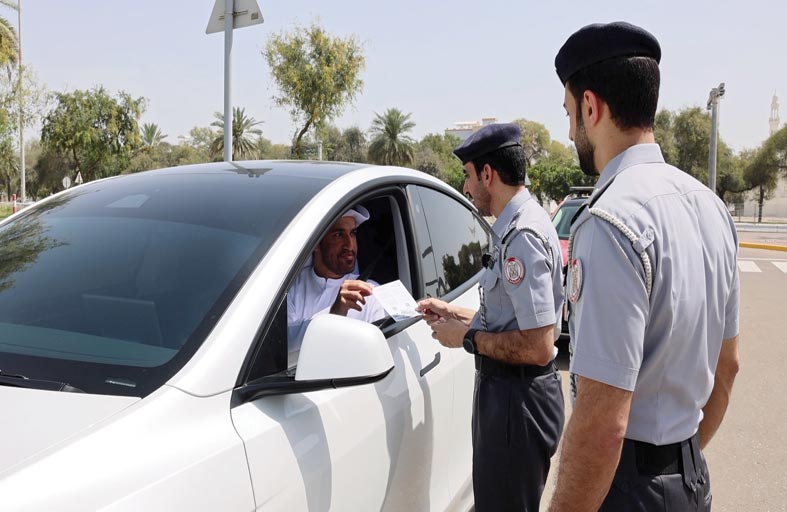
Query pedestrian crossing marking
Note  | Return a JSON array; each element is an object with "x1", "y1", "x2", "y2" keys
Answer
[
  {"x1": 738, "y1": 261, "x2": 762, "y2": 273},
  {"x1": 773, "y1": 262, "x2": 787, "y2": 273}
]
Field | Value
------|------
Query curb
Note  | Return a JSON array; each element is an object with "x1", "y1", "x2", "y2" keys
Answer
[{"x1": 740, "y1": 242, "x2": 787, "y2": 252}]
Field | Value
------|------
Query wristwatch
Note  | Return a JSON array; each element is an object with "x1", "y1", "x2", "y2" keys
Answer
[{"x1": 463, "y1": 329, "x2": 479, "y2": 355}]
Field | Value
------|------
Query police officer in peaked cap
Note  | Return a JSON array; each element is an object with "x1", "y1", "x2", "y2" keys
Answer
[
  {"x1": 547, "y1": 22, "x2": 740, "y2": 511},
  {"x1": 417, "y1": 123, "x2": 565, "y2": 511}
]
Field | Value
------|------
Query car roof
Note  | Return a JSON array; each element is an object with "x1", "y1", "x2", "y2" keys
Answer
[
  {"x1": 561, "y1": 196, "x2": 589, "y2": 206},
  {"x1": 135, "y1": 159, "x2": 371, "y2": 182}
]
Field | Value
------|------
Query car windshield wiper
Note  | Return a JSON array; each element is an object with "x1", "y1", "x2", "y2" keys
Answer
[{"x1": 0, "y1": 369, "x2": 84, "y2": 393}]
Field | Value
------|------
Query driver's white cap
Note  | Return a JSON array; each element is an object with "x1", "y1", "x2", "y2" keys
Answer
[{"x1": 341, "y1": 205, "x2": 370, "y2": 226}]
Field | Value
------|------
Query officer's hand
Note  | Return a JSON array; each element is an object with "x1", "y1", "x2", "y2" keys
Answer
[
  {"x1": 416, "y1": 298, "x2": 453, "y2": 323},
  {"x1": 330, "y1": 280, "x2": 373, "y2": 316},
  {"x1": 426, "y1": 317, "x2": 466, "y2": 349}
]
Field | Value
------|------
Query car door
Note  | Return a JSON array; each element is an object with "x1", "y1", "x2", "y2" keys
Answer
[
  {"x1": 230, "y1": 188, "x2": 457, "y2": 511},
  {"x1": 410, "y1": 185, "x2": 492, "y2": 503}
]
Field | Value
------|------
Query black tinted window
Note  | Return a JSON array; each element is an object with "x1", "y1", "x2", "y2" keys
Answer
[
  {"x1": 0, "y1": 171, "x2": 325, "y2": 397},
  {"x1": 415, "y1": 187, "x2": 490, "y2": 296}
]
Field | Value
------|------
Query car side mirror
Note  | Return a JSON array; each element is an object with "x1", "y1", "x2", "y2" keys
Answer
[
  {"x1": 296, "y1": 314, "x2": 394, "y2": 381},
  {"x1": 232, "y1": 314, "x2": 394, "y2": 405}
]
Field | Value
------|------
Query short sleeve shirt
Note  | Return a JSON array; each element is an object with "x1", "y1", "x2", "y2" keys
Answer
[
  {"x1": 567, "y1": 143, "x2": 740, "y2": 445},
  {"x1": 470, "y1": 189, "x2": 564, "y2": 345}
]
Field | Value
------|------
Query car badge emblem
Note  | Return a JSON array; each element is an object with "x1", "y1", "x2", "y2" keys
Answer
[
  {"x1": 503, "y1": 257, "x2": 525, "y2": 285},
  {"x1": 569, "y1": 258, "x2": 583, "y2": 304}
]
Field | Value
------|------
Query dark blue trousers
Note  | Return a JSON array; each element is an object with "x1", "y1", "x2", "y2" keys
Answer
[{"x1": 471, "y1": 361, "x2": 565, "y2": 512}]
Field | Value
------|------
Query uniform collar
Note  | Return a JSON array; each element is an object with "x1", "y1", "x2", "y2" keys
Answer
[
  {"x1": 590, "y1": 143, "x2": 665, "y2": 206},
  {"x1": 492, "y1": 188, "x2": 531, "y2": 238}
]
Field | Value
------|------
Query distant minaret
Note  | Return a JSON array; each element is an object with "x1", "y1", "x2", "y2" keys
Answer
[{"x1": 770, "y1": 93, "x2": 780, "y2": 135}]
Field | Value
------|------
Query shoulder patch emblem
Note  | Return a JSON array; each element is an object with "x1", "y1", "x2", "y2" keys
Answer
[
  {"x1": 568, "y1": 258, "x2": 583, "y2": 304},
  {"x1": 503, "y1": 257, "x2": 525, "y2": 285}
]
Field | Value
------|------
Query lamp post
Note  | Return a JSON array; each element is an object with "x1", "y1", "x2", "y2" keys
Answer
[{"x1": 706, "y1": 82, "x2": 726, "y2": 194}]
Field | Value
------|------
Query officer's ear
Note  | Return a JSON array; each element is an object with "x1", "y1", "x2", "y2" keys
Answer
[
  {"x1": 582, "y1": 90, "x2": 603, "y2": 128},
  {"x1": 482, "y1": 164, "x2": 494, "y2": 186}
]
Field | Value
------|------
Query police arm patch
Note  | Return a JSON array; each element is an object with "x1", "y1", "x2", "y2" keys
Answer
[
  {"x1": 568, "y1": 258, "x2": 583, "y2": 304},
  {"x1": 503, "y1": 257, "x2": 525, "y2": 285}
]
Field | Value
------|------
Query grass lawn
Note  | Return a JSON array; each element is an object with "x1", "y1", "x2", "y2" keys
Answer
[{"x1": 0, "y1": 204, "x2": 12, "y2": 219}]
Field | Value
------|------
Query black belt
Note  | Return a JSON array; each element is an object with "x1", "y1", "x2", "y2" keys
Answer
[
  {"x1": 623, "y1": 432, "x2": 701, "y2": 477},
  {"x1": 475, "y1": 355, "x2": 555, "y2": 378}
]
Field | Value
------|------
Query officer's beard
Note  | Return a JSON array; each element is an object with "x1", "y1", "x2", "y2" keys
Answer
[{"x1": 574, "y1": 114, "x2": 597, "y2": 177}]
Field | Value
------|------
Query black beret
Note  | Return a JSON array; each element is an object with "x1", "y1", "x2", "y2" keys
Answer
[
  {"x1": 453, "y1": 123, "x2": 522, "y2": 164},
  {"x1": 555, "y1": 21, "x2": 661, "y2": 85}
]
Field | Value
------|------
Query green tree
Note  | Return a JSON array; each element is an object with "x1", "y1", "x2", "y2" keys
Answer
[
  {"x1": 40, "y1": 87, "x2": 146, "y2": 181},
  {"x1": 414, "y1": 132, "x2": 463, "y2": 191},
  {"x1": 527, "y1": 140, "x2": 592, "y2": 204},
  {"x1": 654, "y1": 110, "x2": 678, "y2": 164},
  {"x1": 0, "y1": 134, "x2": 17, "y2": 198},
  {"x1": 368, "y1": 108, "x2": 416, "y2": 166},
  {"x1": 656, "y1": 106, "x2": 739, "y2": 201},
  {"x1": 744, "y1": 125, "x2": 787, "y2": 222},
  {"x1": 264, "y1": 23, "x2": 365, "y2": 158},
  {"x1": 512, "y1": 118, "x2": 551, "y2": 165},
  {"x1": 0, "y1": 14, "x2": 18, "y2": 77},
  {"x1": 255, "y1": 135, "x2": 291, "y2": 160},
  {"x1": 340, "y1": 126, "x2": 367, "y2": 162},
  {"x1": 210, "y1": 106, "x2": 262, "y2": 161},
  {"x1": 140, "y1": 122, "x2": 167, "y2": 149}
]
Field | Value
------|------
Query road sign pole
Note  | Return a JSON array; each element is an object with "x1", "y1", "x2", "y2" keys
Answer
[
  {"x1": 223, "y1": 0, "x2": 233, "y2": 162},
  {"x1": 706, "y1": 82, "x2": 725, "y2": 195}
]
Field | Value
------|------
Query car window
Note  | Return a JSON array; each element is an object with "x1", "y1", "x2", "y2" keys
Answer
[
  {"x1": 414, "y1": 186, "x2": 490, "y2": 297},
  {"x1": 406, "y1": 187, "x2": 440, "y2": 299},
  {"x1": 552, "y1": 202, "x2": 582, "y2": 238},
  {"x1": 248, "y1": 194, "x2": 408, "y2": 380},
  {"x1": 0, "y1": 173, "x2": 325, "y2": 397}
]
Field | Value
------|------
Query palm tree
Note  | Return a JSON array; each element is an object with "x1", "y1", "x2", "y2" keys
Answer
[
  {"x1": 0, "y1": 1, "x2": 18, "y2": 72},
  {"x1": 140, "y1": 123, "x2": 167, "y2": 149},
  {"x1": 367, "y1": 108, "x2": 416, "y2": 166},
  {"x1": 0, "y1": 15, "x2": 18, "y2": 78},
  {"x1": 210, "y1": 107, "x2": 263, "y2": 160}
]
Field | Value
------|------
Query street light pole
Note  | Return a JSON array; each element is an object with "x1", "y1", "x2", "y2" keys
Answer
[
  {"x1": 223, "y1": 0, "x2": 233, "y2": 162},
  {"x1": 707, "y1": 82, "x2": 726, "y2": 195},
  {"x1": 17, "y1": 0, "x2": 24, "y2": 201}
]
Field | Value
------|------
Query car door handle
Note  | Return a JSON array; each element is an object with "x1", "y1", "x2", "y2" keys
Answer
[{"x1": 419, "y1": 352, "x2": 441, "y2": 377}]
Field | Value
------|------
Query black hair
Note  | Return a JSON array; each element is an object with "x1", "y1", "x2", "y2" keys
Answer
[
  {"x1": 470, "y1": 145, "x2": 527, "y2": 186},
  {"x1": 567, "y1": 56, "x2": 660, "y2": 130}
]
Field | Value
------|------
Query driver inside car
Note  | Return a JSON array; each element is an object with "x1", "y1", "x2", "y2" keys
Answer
[{"x1": 286, "y1": 206, "x2": 386, "y2": 361}]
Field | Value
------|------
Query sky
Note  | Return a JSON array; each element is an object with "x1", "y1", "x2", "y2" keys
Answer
[{"x1": 10, "y1": 0, "x2": 787, "y2": 153}]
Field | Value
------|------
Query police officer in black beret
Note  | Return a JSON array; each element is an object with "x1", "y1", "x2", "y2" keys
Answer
[
  {"x1": 417, "y1": 123, "x2": 565, "y2": 511},
  {"x1": 548, "y1": 22, "x2": 740, "y2": 511}
]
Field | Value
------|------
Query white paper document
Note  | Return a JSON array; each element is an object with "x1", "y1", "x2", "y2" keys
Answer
[{"x1": 373, "y1": 280, "x2": 420, "y2": 321}]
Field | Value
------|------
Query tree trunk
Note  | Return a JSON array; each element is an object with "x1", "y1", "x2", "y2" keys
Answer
[
  {"x1": 293, "y1": 117, "x2": 314, "y2": 159},
  {"x1": 757, "y1": 184, "x2": 764, "y2": 223}
]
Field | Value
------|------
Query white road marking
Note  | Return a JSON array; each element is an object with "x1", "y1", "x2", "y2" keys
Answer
[
  {"x1": 738, "y1": 261, "x2": 762, "y2": 273},
  {"x1": 773, "y1": 262, "x2": 787, "y2": 273}
]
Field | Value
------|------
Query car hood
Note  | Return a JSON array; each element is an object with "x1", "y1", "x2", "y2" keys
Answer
[{"x1": 0, "y1": 386, "x2": 138, "y2": 476}]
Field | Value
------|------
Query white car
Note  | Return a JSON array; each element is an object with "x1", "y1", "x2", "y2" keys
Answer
[{"x1": 0, "y1": 160, "x2": 492, "y2": 511}]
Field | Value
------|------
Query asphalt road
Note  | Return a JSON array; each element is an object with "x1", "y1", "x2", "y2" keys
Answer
[{"x1": 542, "y1": 246, "x2": 787, "y2": 511}]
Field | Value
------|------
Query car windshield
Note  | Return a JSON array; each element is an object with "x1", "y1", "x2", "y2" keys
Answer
[
  {"x1": 0, "y1": 168, "x2": 326, "y2": 397},
  {"x1": 552, "y1": 202, "x2": 583, "y2": 238}
]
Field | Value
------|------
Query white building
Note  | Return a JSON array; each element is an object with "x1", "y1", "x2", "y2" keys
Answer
[
  {"x1": 738, "y1": 94, "x2": 787, "y2": 220},
  {"x1": 445, "y1": 117, "x2": 498, "y2": 142}
]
